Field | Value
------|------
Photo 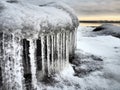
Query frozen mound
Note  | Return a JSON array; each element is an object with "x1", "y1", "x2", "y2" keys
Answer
[
  {"x1": 0, "y1": 0, "x2": 79, "y2": 38},
  {"x1": 93, "y1": 24, "x2": 120, "y2": 38}
]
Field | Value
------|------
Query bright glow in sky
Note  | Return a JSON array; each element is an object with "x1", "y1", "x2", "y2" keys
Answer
[{"x1": 79, "y1": 15, "x2": 120, "y2": 21}]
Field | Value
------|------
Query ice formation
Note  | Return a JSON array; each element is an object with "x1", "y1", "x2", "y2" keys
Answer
[{"x1": 0, "y1": 0, "x2": 79, "y2": 90}]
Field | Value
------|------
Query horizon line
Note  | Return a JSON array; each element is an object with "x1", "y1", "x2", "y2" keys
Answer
[{"x1": 80, "y1": 20, "x2": 120, "y2": 23}]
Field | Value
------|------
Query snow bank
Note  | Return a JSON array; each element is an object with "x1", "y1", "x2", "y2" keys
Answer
[
  {"x1": 93, "y1": 24, "x2": 120, "y2": 38},
  {"x1": 0, "y1": 0, "x2": 79, "y2": 38}
]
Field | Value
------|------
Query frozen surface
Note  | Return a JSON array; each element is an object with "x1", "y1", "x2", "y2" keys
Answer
[{"x1": 38, "y1": 25, "x2": 120, "y2": 90}]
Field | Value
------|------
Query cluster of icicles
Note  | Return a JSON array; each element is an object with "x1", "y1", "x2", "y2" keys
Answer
[{"x1": 0, "y1": 29, "x2": 76, "y2": 90}]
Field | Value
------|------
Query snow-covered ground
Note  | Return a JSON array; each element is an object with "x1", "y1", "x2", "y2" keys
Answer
[{"x1": 38, "y1": 25, "x2": 120, "y2": 90}]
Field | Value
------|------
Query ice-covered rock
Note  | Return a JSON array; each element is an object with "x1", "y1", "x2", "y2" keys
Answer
[
  {"x1": 93, "y1": 24, "x2": 120, "y2": 38},
  {"x1": 0, "y1": 0, "x2": 79, "y2": 90}
]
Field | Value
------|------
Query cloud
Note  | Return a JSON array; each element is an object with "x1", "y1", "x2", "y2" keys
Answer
[
  {"x1": 26, "y1": 0, "x2": 120, "y2": 16},
  {"x1": 60, "y1": 0, "x2": 120, "y2": 16}
]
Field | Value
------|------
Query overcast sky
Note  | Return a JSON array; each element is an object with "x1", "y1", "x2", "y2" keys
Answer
[
  {"x1": 27, "y1": 0, "x2": 120, "y2": 20},
  {"x1": 61, "y1": 0, "x2": 120, "y2": 17}
]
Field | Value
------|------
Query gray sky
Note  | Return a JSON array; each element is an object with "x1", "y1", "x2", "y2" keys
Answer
[
  {"x1": 61, "y1": 0, "x2": 120, "y2": 17},
  {"x1": 27, "y1": 0, "x2": 120, "y2": 20}
]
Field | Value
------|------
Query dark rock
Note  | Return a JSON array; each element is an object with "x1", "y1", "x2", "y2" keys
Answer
[
  {"x1": 93, "y1": 26, "x2": 105, "y2": 31},
  {"x1": 92, "y1": 24, "x2": 120, "y2": 38}
]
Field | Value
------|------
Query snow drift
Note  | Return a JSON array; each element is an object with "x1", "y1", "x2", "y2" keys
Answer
[{"x1": 93, "y1": 24, "x2": 120, "y2": 38}]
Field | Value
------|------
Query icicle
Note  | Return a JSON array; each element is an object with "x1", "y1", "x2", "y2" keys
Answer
[
  {"x1": 70, "y1": 31, "x2": 74, "y2": 55},
  {"x1": 63, "y1": 32, "x2": 66, "y2": 68},
  {"x1": 69, "y1": 32, "x2": 71, "y2": 54},
  {"x1": 62, "y1": 32, "x2": 65, "y2": 69},
  {"x1": 49, "y1": 35, "x2": 52, "y2": 74},
  {"x1": 60, "y1": 33, "x2": 63, "y2": 70},
  {"x1": 61, "y1": 32, "x2": 64, "y2": 68},
  {"x1": 47, "y1": 35, "x2": 50, "y2": 75},
  {"x1": 29, "y1": 39, "x2": 37, "y2": 90},
  {"x1": 59, "y1": 33, "x2": 62, "y2": 71},
  {"x1": 41, "y1": 36, "x2": 45, "y2": 75},
  {"x1": 53, "y1": 34, "x2": 57, "y2": 73},
  {"x1": 13, "y1": 34, "x2": 25, "y2": 90},
  {"x1": 58, "y1": 33, "x2": 61, "y2": 70},
  {"x1": 2, "y1": 33, "x2": 14, "y2": 90},
  {"x1": 51, "y1": 34, "x2": 54, "y2": 73},
  {"x1": 72, "y1": 31, "x2": 75, "y2": 54},
  {"x1": 72, "y1": 31, "x2": 74, "y2": 53},
  {"x1": 72, "y1": 32, "x2": 73, "y2": 51},
  {"x1": 57, "y1": 33, "x2": 60, "y2": 72},
  {"x1": 0, "y1": 33, "x2": 24, "y2": 90},
  {"x1": 66, "y1": 31, "x2": 70, "y2": 66},
  {"x1": 75, "y1": 28, "x2": 77, "y2": 49}
]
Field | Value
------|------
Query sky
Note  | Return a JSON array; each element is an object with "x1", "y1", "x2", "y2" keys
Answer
[
  {"x1": 25, "y1": 0, "x2": 120, "y2": 21},
  {"x1": 61, "y1": 0, "x2": 120, "y2": 20}
]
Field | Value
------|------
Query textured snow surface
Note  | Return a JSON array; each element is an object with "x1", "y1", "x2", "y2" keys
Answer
[
  {"x1": 0, "y1": 0, "x2": 78, "y2": 38},
  {"x1": 38, "y1": 25, "x2": 120, "y2": 90}
]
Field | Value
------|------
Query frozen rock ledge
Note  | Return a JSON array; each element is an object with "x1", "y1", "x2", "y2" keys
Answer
[{"x1": 0, "y1": 0, "x2": 79, "y2": 90}]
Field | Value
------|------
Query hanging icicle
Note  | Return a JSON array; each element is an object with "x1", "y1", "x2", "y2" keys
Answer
[
  {"x1": 51, "y1": 34, "x2": 54, "y2": 73},
  {"x1": 0, "y1": 29, "x2": 77, "y2": 90},
  {"x1": 41, "y1": 35, "x2": 45, "y2": 75},
  {"x1": 0, "y1": 32, "x2": 24, "y2": 90},
  {"x1": 13, "y1": 33, "x2": 25, "y2": 90},
  {"x1": 57, "y1": 33, "x2": 60, "y2": 72},
  {"x1": 29, "y1": 39, "x2": 37, "y2": 90},
  {"x1": 66, "y1": 31, "x2": 70, "y2": 66},
  {"x1": 2, "y1": 33, "x2": 14, "y2": 90},
  {"x1": 62, "y1": 32, "x2": 66, "y2": 68},
  {"x1": 60, "y1": 33, "x2": 63, "y2": 70},
  {"x1": 72, "y1": 30, "x2": 76, "y2": 54},
  {"x1": 47, "y1": 35, "x2": 50, "y2": 75}
]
